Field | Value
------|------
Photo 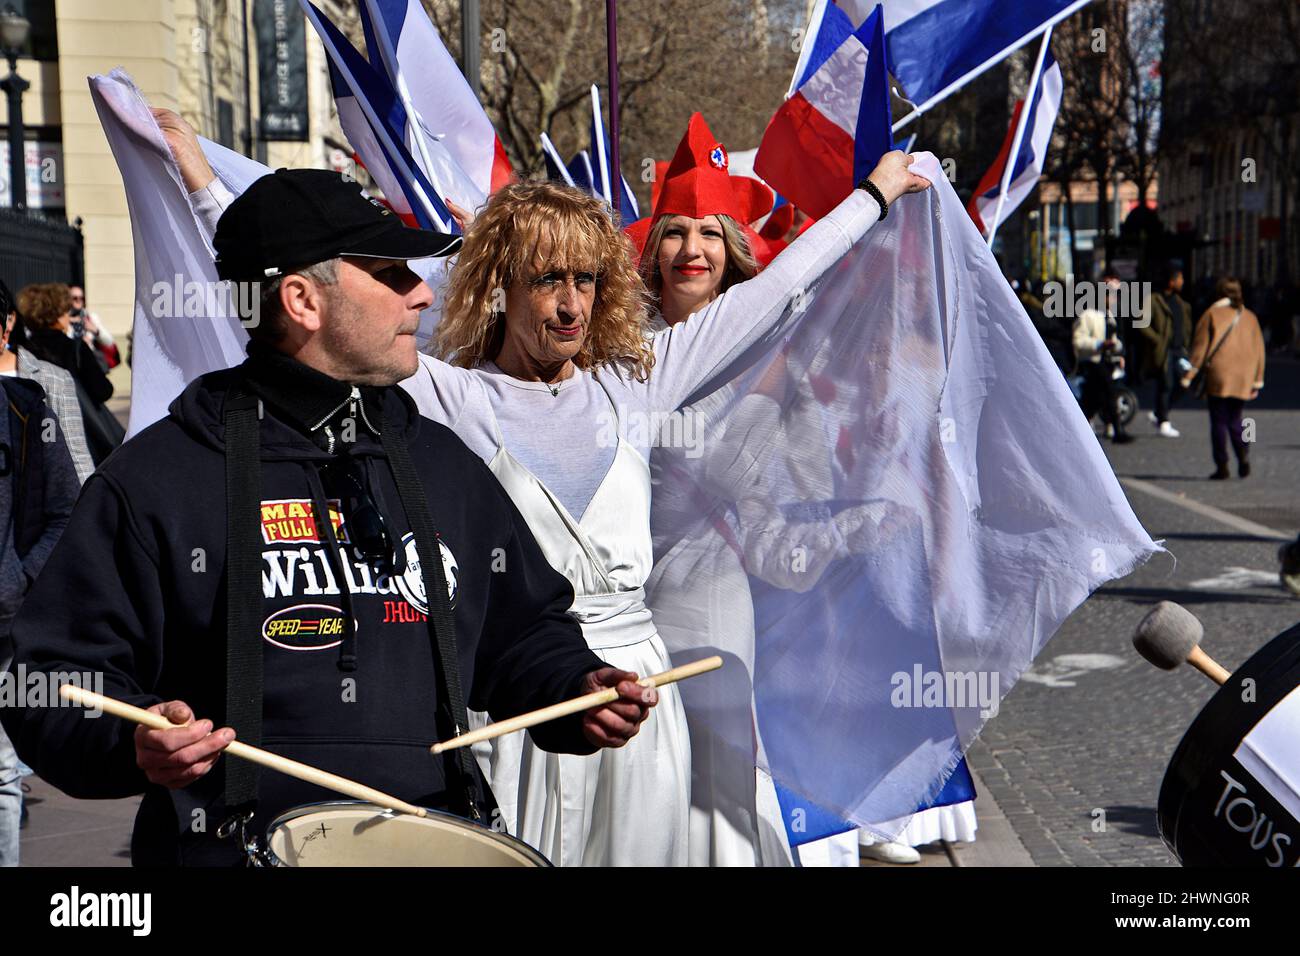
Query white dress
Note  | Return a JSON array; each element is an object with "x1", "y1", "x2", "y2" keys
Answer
[
  {"x1": 859, "y1": 802, "x2": 978, "y2": 847},
  {"x1": 470, "y1": 382, "x2": 691, "y2": 866}
]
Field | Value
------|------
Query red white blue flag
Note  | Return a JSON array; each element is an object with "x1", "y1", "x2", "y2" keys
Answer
[
  {"x1": 967, "y1": 48, "x2": 1062, "y2": 239},
  {"x1": 754, "y1": 3, "x2": 892, "y2": 219}
]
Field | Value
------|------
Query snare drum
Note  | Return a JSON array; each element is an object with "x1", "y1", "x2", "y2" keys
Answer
[{"x1": 262, "y1": 801, "x2": 551, "y2": 867}]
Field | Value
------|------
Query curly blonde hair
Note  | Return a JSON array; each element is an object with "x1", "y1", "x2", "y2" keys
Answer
[
  {"x1": 640, "y1": 212, "x2": 759, "y2": 303},
  {"x1": 436, "y1": 181, "x2": 655, "y2": 381}
]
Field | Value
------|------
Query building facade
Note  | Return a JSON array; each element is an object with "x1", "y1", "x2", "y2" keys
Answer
[
  {"x1": 1158, "y1": 0, "x2": 1299, "y2": 288},
  {"x1": 0, "y1": 0, "x2": 355, "y2": 389}
]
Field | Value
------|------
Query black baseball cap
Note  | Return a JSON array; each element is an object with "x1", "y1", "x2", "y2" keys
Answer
[{"x1": 213, "y1": 167, "x2": 462, "y2": 282}]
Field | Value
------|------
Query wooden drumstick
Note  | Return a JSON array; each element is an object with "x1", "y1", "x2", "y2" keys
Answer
[
  {"x1": 59, "y1": 684, "x2": 428, "y2": 818},
  {"x1": 431, "y1": 655, "x2": 723, "y2": 755}
]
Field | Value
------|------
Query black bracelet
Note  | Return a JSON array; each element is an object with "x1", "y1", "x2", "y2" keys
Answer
[{"x1": 857, "y1": 177, "x2": 888, "y2": 220}]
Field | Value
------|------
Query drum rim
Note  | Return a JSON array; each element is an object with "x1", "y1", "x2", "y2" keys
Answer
[
  {"x1": 264, "y1": 799, "x2": 552, "y2": 867},
  {"x1": 1157, "y1": 621, "x2": 1300, "y2": 863}
]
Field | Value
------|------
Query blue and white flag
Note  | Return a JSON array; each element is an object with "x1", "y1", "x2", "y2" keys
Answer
[
  {"x1": 567, "y1": 149, "x2": 597, "y2": 195},
  {"x1": 540, "y1": 132, "x2": 576, "y2": 187},
  {"x1": 882, "y1": 0, "x2": 1086, "y2": 105},
  {"x1": 968, "y1": 47, "x2": 1063, "y2": 239},
  {"x1": 798, "y1": 1, "x2": 1087, "y2": 113},
  {"x1": 301, "y1": 0, "x2": 457, "y2": 232},
  {"x1": 356, "y1": 0, "x2": 510, "y2": 205}
]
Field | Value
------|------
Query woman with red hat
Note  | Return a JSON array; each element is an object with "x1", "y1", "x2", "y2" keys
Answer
[{"x1": 627, "y1": 114, "x2": 782, "y2": 331}]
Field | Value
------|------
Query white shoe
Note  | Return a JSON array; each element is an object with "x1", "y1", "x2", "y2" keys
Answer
[
  {"x1": 859, "y1": 841, "x2": 922, "y2": 864},
  {"x1": 1104, "y1": 424, "x2": 1115, "y2": 438},
  {"x1": 1158, "y1": 421, "x2": 1180, "y2": 437},
  {"x1": 1148, "y1": 411, "x2": 1160, "y2": 426}
]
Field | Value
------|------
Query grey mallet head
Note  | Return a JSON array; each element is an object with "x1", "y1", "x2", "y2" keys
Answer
[{"x1": 1133, "y1": 601, "x2": 1204, "y2": 670}]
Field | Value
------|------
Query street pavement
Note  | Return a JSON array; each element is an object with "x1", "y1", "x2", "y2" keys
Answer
[
  {"x1": 969, "y1": 354, "x2": 1300, "y2": 866},
  {"x1": 12, "y1": 359, "x2": 1300, "y2": 867}
]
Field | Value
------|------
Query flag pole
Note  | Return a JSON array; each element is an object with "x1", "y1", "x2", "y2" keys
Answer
[
  {"x1": 987, "y1": 27, "x2": 1052, "y2": 249},
  {"x1": 605, "y1": 0, "x2": 621, "y2": 213},
  {"x1": 789, "y1": 0, "x2": 829, "y2": 98},
  {"x1": 890, "y1": 0, "x2": 1087, "y2": 134}
]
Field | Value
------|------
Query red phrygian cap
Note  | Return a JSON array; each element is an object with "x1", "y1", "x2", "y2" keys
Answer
[
  {"x1": 651, "y1": 113, "x2": 772, "y2": 224},
  {"x1": 627, "y1": 113, "x2": 781, "y2": 266}
]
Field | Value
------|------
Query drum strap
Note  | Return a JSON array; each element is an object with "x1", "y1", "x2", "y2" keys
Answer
[
  {"x1": 223, "y1": 386, "x2": 264, "y2": 814},
  {"x1": 380, "y1": 416, "x2": 484, "y2": 824}
]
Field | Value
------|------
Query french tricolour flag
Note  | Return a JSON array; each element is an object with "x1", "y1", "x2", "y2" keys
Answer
[
  {"x1": 754, "y1": 2, "x2": 892, "y2": 220},
  {"x1": 302, "y1": 0, "x2": 456, "y2": 233},
  {"x1": 967, "y1": 48, "x2": 1062, "y2": 239},
  {"x1": 587, "y1": 86, "x2": 640, "y2": 224},
  {"x1": 357, "y1": 0, "x2": 512, "y2": 202},
  {"x1": 877, "y1": 0, "x2": 1087, "y2": 107}
]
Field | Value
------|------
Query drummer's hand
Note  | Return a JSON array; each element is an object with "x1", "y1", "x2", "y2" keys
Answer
[
  {"x1": 134, "y1": 700, "x2": 235, "y2": 789},
  {"x1": 579, "y1": 667, "x2": 657, "y2": 748},
  {"x1": 151, "y1": 107, "x2": 216, "y2": 193}
]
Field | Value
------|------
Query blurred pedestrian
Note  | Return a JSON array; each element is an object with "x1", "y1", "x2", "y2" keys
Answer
[
  {"x1": 1019, "y1": 278, "x2": 1073, "y2": 376},
  {"x1": 0, "y1": 280, "x2": 94, "y2": 483},
  {"x1": 1073, "y1": 302, "x2": 1134, "y2": 443},
  {"x1": 1182, "y1": 276, "x2": 1266, "y2": 480},
  {"x1": 1138, "y1": 265, "x2": 1192, "y2": 437},
  {"x1": 68, "y1": 286, "x2": 121, "y2": 371},
  {"x1": 0, "y1": 371, "x2": 80, "y2": 865},
  {"x1": 17, "y1": 283, "x2": 123, "y2": 465}
]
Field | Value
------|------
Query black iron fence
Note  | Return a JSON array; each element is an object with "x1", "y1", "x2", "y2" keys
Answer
[{"x1": 0, "y1": 207, "x2": 83, "y2": 291}]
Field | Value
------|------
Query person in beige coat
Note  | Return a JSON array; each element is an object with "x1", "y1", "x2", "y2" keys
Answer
[{"x1": 1181, "y1": 276, "x2": 1266, "y2": 479}]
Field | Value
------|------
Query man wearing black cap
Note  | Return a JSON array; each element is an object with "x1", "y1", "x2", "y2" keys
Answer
[{"x1": 0, "y1": 111, "x2": 658, "y2": 866}]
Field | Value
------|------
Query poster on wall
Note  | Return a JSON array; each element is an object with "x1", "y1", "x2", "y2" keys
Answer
[
  {"x1": 0, "y1": 141, "x2": 65, "y2": 208},
  {"x1": 254, "y1": 0, "x2": 309, "y2": 141}
]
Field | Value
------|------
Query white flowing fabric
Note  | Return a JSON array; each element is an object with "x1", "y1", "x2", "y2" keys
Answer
[
  {"x1": 859, "y1": 802, "x2": 978, "y2": 847},
  {"x1": 645, "y1": 150, "x2": 1160, "y2": 842},
  {"x1": 89, "y1": 70, "x2": 259, "y2": 439}
]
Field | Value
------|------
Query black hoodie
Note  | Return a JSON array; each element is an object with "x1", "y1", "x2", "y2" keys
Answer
[{"x1": 1, "y1": 345, "x2": 603, "y2": 866}]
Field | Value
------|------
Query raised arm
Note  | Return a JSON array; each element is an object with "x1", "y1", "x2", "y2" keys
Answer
[{"x1": 644, "y1": 151, "x2": 931, "y2": 412}]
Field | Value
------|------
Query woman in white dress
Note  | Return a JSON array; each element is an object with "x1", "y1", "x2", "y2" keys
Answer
[
  {"x1": 632, "y1": 114, "x2": 783, "y2": 867},
  {"x1": 400, "y1": 146, "x2": 930, "y2": 866}
]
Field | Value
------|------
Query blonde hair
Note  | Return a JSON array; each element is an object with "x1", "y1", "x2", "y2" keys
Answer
[
  {"x1": 640, "y1": 212, "x2": 759, "y2": 303},
  {"x1": 436, "y1": 181, "x2": 655, "y2": 381}
]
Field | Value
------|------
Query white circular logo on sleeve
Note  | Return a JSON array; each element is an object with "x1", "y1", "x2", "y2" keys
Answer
[{"x1": 393, "y1": 532, "x2": 458, "y2": 613}]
